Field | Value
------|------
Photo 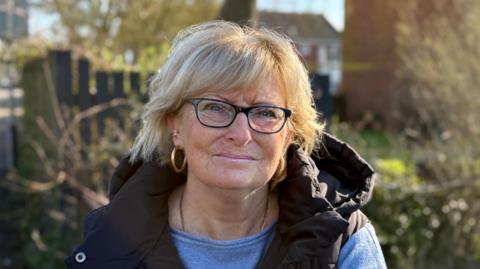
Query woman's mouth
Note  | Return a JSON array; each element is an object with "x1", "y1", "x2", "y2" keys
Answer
[{"x1": 215, "y1": 153, "x2": 256, "y2": 161}]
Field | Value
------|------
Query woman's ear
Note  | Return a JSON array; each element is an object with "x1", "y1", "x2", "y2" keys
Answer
[
  {"x1": 167, "y1": 114, "x2": 183, "y2": 148},
  {"x1": 283, "y1": 130, "x2": 294, "y2": 154}
]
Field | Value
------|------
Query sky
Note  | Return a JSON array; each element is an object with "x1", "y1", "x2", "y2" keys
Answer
[
  {"x1": 28, "y1": 11, "x2": 58, "y2": 38},
  {"x1": 28, "y1": 0, "x2": 345, "y2": 38}
]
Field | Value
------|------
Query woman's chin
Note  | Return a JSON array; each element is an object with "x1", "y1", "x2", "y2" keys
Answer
[
  {"x1": 214, "y1": 178, "x2": 256, "y2": 190},
  {"x1": 209, "y1": 172, "x2": 263, "y2": 191},
  {"x1": 190, "y1": 160, "x2": 270, "y2": 191}
]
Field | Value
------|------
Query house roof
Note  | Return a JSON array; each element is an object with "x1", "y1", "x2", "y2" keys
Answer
[{"x1": 257, "y1": 11, "x2": 340, "y2": 40}]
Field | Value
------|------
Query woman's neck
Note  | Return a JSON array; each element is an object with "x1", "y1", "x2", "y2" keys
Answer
[{"x1": 169, "y1": 180, "x2": 278, "y2": 240}]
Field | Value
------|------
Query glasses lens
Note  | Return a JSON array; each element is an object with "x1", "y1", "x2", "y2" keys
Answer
[
  {"x1": 196, "y1": 100, "x2": 235, "y2": 127},
  {"x1": 249, "y1": 107, "x2": 286, "y2": 133}
]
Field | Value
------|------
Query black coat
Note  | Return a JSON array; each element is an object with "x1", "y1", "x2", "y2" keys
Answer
[{"x1": 65, "y1": 133, "x2": 375, "y2": 269}]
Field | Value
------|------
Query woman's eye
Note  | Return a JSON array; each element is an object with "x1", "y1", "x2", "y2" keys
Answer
[
  {"x1": 202, "y1": 102, "x2": 227, "y2": 112},
  {"x1": 255, "y1": 108, "x2": 279, "y2": 119}
]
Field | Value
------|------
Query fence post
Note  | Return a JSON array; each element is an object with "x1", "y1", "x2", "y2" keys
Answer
[
  {"x1": 95, "y1": 71, "x2": 109, "y2": 137},
  {"x1": 129, "y1": 72, "x2": 140, "y2": 95},
  {"x1": 78, "y1": 58, "x2": 92, "y2": 147},
  {"x1": 112, "y1": 71, "x2": 125, "y2": 129},
  {"x1": 49, "y1": 50, "x2": 73, "y2": 110},
  {"x1": 310, "y1": 73, "x2": 332, "y2": 128},
  {"x1": 49, "y1": 50, "x2": 76, "y2": 237},
  {"x1": 77, "y1": 58, "x2": 96, "y2": 227}
]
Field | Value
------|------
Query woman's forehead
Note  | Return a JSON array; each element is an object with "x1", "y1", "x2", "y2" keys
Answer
[{"x1": 198, "y1": 78, "x2": 287, "y2": 106}]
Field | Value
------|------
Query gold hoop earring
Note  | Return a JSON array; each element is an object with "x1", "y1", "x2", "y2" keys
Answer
[{"x1": 171, "y1": 147, "x2": 187, "y2": 173}]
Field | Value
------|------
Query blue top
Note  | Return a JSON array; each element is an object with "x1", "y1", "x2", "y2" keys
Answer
[
  {"x1": 171, "y1": 223, "x2": 276, "y2": 269},
  {"x1": 171, "y1": 222, "x2": 387, "y2": 269},
  {"x1": 338, "y1": 223, "x2": 387, "y2": 269}
]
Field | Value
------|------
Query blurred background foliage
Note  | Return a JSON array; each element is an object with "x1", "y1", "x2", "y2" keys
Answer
[
  {"x1": 23, "y1": 0, "x2": 221, "y2": 71},
  {"x1": 1, "y1": 0, "x2": 479, "y2": 268},
  {"x1": 333, "y1": 123, "x2": 480, "y2": 269}
]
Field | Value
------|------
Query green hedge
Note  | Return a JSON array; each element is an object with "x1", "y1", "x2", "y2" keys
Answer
[{"x1": 334, "y1": 124, "x2": 480, "y2": 269}]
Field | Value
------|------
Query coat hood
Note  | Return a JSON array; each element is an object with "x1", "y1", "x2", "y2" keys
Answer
[
  {"x1": 271, "y1": 133, "x2": 375, "y2": 264},
  {"x1": 279, "y1": 132, "x2": 374, "y2": 223}
]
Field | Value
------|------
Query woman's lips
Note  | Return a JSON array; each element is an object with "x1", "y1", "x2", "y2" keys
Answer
[{"x1": 215, "y1": 153, "x2": 256, "y2": 161}]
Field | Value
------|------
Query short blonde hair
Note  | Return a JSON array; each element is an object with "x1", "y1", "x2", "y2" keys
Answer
[{"x1": 130, "y1": 20, "x2": 324, "y2": 165}]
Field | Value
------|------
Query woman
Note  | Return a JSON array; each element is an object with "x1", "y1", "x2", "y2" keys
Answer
[{"x1": 66, "y1": 21, "x2": 386, "y2": 268}]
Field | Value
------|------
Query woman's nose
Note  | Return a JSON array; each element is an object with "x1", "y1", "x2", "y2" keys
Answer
[{"x1": 225, "y1": 112, "x2": 253, "y2": 145}]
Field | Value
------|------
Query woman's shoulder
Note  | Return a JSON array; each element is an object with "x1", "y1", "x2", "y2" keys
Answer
[
  {"x1": 341, "y1": 210, "x2": 370, "y2": 245},
  {"x1": 83, "y1": 206, "x2": 108, "y2": 238},
  {"x1": 338, "y1": 221, "x2": 387, "y2": 269}
]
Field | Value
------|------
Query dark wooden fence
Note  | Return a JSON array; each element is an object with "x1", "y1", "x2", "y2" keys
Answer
[
  {"x1": 46, "y1": 49, "x2": 152, "y2": 219},
  {"x1": 48, "y1": 49, "x2": 149, "y2": 146}
]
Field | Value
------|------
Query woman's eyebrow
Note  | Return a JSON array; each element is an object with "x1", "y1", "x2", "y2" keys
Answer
[
  {"x1": 250, "y1": 100, "x2": 283, "y2": 107},
  {"x1": 197, "y1": 94, "x2": 227, "y2": 101},
  {"x1": 198, "y1": 94, "x2": 282, "y2": 107}
]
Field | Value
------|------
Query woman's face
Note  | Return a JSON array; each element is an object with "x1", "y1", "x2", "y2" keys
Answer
[{"x1": 169, "y1": 77, "x2": 292, "y2": 192}]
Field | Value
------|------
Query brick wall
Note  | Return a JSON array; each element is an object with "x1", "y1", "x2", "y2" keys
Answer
[
  {"x1": 340, "y1": 0, "x2": 400, "y2": 127},
  {"x1": 340, "y1": 0, "x2": 458, "y2": 128}
]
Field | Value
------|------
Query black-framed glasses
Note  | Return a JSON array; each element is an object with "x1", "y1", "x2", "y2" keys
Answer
[{"x1": 189, "y1": 98, "x2": 292, "y2": 134}]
